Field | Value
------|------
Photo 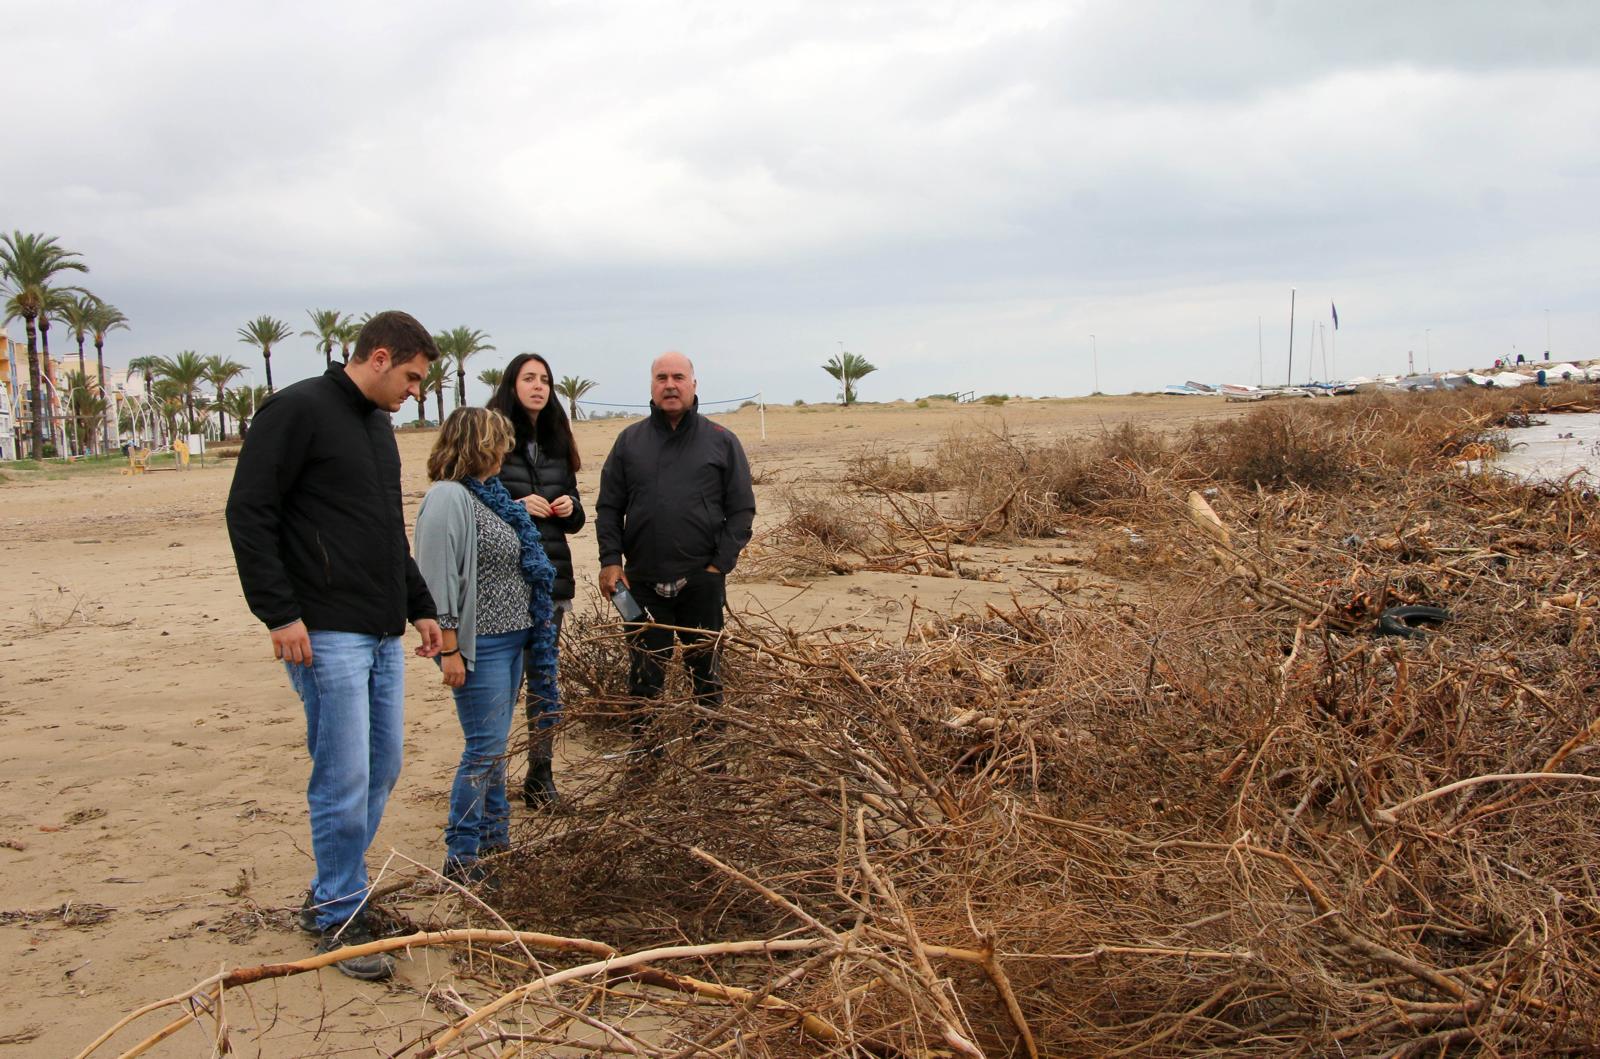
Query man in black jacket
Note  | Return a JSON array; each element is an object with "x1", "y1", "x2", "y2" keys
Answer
[
  {"x1": 226, "y1": 310, "x2": 442, "y2": 981},
  {"x1": 597, "y1": 352, "x2": 755, "y2": 750}
]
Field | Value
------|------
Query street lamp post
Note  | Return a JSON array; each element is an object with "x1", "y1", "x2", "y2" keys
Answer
[
  {"x1": 1090, "y1": 333, "x2": 1099, "y2": 395},
  {"x1": 1546, "y1": 309, "x2": 1551, "y2": 360},
  {"x1": 1425, "y1": 329, "x2": 1432, "y2": 374}
]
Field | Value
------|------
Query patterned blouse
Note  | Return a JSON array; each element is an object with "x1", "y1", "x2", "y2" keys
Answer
[{"x1": 438, "y1": 496, "x2": 534, "y2": 635}]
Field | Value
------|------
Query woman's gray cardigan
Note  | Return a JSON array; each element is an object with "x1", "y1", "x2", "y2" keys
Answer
[{"x1": 414, "y1": 482, "x2": 485, "y2": 671}]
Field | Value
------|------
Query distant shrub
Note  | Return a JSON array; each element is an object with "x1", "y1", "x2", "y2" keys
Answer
[
  {"x1": 915, "y1": 398, "x2": 930, "y2": 409},
  {"x1": 778, "y1": 486, "x2": 869, "y2": 552},
  {"x1": 845, "y1": 447, "x2": 947, "y2": 492},
  {"x1": 927, "y1": 422, "x2": 1172, "y2": 538},
  {"x1": 1191, "y1": 406, "x2": 1352, "y2": 489},
  {"x1": 981, "y1": 394, "x2": 1008, "y2": 406},
  {"x1": 793, "y1": 398, "x2": 805, "y2": 407}
]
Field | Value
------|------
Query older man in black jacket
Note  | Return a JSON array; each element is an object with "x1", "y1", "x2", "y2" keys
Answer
[
  {"x1": 226, "y1": 311, "x2": 442, "y2": 981},
  {"x1": 597, "y1": 351, "x2": 755, "y2": 750}
]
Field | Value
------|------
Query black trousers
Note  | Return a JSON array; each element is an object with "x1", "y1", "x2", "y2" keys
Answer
[{"x1": 626, "y1": 570, "x2": 726, "y2": 727}]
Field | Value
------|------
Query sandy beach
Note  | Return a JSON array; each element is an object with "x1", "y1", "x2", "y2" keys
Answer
[{"x1": 0, "y1": 394, "x2": 1251, "y2": 1057}]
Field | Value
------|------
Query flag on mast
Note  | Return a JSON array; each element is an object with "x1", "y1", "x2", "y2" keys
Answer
[{"x1": 1331, "y1": 302, "x2": 1340, "y2": 330}]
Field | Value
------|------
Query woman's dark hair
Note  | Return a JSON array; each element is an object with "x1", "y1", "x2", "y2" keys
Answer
[{"x1": 487, "y1": 352, "x2": 580, "y2": 472}]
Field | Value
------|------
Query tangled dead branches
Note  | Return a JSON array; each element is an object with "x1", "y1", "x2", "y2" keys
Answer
[{"x1": 86, "y1": 385, "x2": 1600, "y2": 1057}]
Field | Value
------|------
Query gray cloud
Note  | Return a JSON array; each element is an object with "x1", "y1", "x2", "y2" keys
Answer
[{"x1": 4, "y1": 0, "x2": 1596, "y2": 408}]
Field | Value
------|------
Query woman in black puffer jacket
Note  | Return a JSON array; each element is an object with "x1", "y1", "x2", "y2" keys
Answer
[{"x1": 487, "y1": 353, "x2": 585, "y2": 808}]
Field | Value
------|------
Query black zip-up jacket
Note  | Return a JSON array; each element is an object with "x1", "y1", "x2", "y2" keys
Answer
[
  {"x1": 596, "y1": 399, "x2": 756, "y2": 582},
  {"x1": 498, "y1": 439, "x2": 585, "y2": 602},
  {"x1": 225, "y1": 366, "x2": 436, "y2": 634}
]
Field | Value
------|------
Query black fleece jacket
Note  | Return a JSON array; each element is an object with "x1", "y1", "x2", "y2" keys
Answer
[
  {"x1": 225, "y1": 366, "x2": 436, "y2": 634},
  {"x1": 596, "y1": 399, "x2": 756, "y2": 582},
  {"x1": 498, "y1": 440, "x2": 585, "y2": 602}
]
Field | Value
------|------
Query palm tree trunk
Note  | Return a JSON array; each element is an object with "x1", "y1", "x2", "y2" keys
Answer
[
  {"x1": 263, "y1": 349, "x2": 275, "y2": 393},
  {"x1": 95, "y1": 338, "x2": 110, "y2": 455},
  {"x1": 435, "y1": 385, "x2": 445, "y2": 424},
  {"x1": 217, "y1": 390, "x2": 229, "y2": 439},
  {"x1": 39, "y1": 319, "x2": 58, "y2": 454},
  {"x1": 415, "y1": 392, "x2": 425, "y2": 426},
  {"x1": 24, "y1": 316, "x2": 44, "y2": 457},
  {"x1": 324, "y1": 342, "x2": 332, "y2": 369},
  {"x1": 456, "y1": 368, "x2": 466, "y2": 409}
]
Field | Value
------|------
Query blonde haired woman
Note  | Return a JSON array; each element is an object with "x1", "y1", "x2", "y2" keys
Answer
[{"x1": 415, "y1": 408, "x2": 557, "y2": 882}]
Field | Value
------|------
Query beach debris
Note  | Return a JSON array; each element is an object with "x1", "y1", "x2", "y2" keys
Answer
[
  {"x1": 1376, "y1": 603, "x2": 1452, "y2": 638},
  {"x1": 1, "y1": 901, "x2": 114, "y2": 927}
]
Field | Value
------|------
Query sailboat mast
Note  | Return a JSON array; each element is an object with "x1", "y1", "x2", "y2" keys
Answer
[{"x1": 1287, "y1": 288, "x2": 1296, "y2": 386}]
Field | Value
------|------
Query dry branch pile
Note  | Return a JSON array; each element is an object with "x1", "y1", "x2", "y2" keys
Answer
[{"x1": 87, "y1": 387, "x2": 1600, "y2": 1057}]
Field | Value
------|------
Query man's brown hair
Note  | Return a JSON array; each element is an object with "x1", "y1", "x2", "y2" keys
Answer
[
  {"x1": 352, "y1": 310, "x2": 440, "y2": 365},
  {"x1": 427, "y1": 408, "x2": 514, "y2": 483}
]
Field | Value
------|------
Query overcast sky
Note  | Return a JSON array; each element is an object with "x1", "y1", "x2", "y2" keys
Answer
[{"x1": 5, "y1": 0, "x2": 1597, "y2": 408}]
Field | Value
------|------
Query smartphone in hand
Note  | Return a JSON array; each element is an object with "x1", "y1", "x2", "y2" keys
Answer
[{"x1": 611, "y1": 586, "x2": 646, "y2": 622}]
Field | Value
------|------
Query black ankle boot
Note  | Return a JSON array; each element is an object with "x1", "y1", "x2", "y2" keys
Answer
[{"x1": 524, "y1": 759, "x2": 559, "y2": 808}]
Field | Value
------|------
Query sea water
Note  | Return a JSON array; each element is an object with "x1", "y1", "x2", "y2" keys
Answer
[{"x1": 1489, "y1": 412, "x2": 1600, "y2": 485}]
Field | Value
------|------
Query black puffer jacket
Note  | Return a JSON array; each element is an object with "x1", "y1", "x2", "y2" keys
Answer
[{"x1": 498, "y1": 440, "x2": 585, "y2": 601}]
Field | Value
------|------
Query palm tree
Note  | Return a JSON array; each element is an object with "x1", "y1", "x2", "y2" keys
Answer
[
  {"x1": 0, "y1": 232, "x2": 88, "y2": 456},
  {"x1": 54, "y1": 294, "x2": 98, "y2": 453},
  {"x1": 555, "y1": 375, "x2": 597, "y2": 420},
  {"x1": 303, "y1": 308, "x2": 350, "y2": 369},
  {"x1": 35, "y1": 286, "x2": 89, "y2": 452},
  {"x1": 333, "y1": 318, "x2": 361, "y2": 363},
  {"x1": 435, "y1": 326, "x2": 495, "y2": 408},
  {"x1": 61, "y1": 369, "x2": 105, "y2": 456},
  {"x1": 823, "y1": 350, "x2": 878, "y2": 405},
  {"x1": 154, "y1": 351, "x2": 210, "y2": 433},
  {"x1": 87, "y1": 301, "x2": 129, "y2": 452},
  {"x1": 125, "y1": 355, "x2": 162, "y2": 446},
  {"x1": 152, "y1": 378, "x2": 188, "y2": 440},
  {"x1": 237, "y1": 315, "x2": 293, "y2": 393},
  {"x1": 217, "y1": 384, "x2": 267, "y2": 439},
  {"x1": 477, "y1": 367, "x2": 503, "y2": 391},
  {"x1": 60, "y1": 292, "x2": 98, "y2": 377},
  {"x1": 204, "y1": 355, "x2": 248, "y2": 438},
  {"x1": 424, "y1": 359, "x2": 447, "y2": 425},
  {"x1": 36, "y1": 285, "x2": 78, "y2": 375},
  {"x1": 126, "y1": 355, "x2": 159, "y2": 401}
]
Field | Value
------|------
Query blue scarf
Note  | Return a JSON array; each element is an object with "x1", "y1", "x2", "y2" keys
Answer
[{"x1": 461, "y1": 476, "x2": 560, "y2": 693}]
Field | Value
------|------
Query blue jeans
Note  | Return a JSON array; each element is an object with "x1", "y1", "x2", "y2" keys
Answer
[
  {"x1": 445, "y1": 629, "x2": 528, "y2": 866},
  {"x1": 284, "y1": 631, "x2": 405, "y2": 930}
]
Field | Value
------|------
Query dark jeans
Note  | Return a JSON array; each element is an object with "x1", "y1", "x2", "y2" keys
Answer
[
  {"x1": 524, "y1": 607, "x2": 566, "y2": 760},
  {"x1": 627, "y1": 570, "x2": 726, "y2": 736}
]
